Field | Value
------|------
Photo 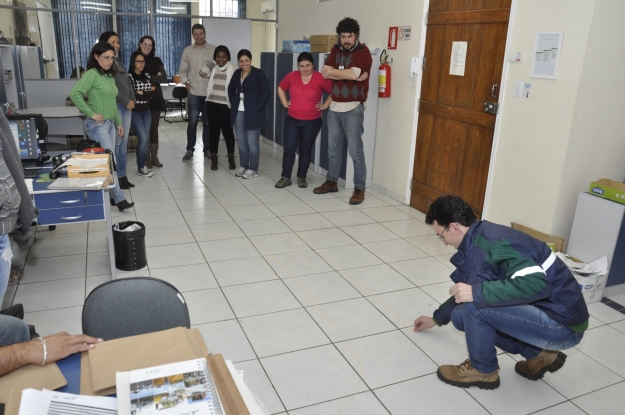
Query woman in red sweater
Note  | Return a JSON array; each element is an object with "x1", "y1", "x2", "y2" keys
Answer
[{"x1": 275, "y1": 53, "x2": 332, "y2": 189}]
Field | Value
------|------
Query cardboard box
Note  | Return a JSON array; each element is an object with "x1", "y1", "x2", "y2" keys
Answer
[
  {"x1": 511, "y1": 222, "x2": 566, "y2": 253},
  {"x1": 67, "y1": 153, "x2": 111, "y2": 179},
  {"x1": 583, "y1": 290, "x2": 602, "y2": 304},
  {"x1": 282, "y1": 40, "x2": 310, "y2": 52},
  {"x1": 310, "y1": 34, "x2": 338, "y2": 52},
  {"x1": 589, "y1": 178, "x2": 625, "y2": 205}
]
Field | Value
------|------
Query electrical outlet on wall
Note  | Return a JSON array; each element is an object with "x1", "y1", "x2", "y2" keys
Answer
[{"x1": 514, "y1": 82, "x2": 523, "y2": 98}]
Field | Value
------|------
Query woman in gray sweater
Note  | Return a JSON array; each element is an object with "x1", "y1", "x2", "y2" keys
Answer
[{"x1": 99, "y1": 31, "x2": 136, "y2": 190}]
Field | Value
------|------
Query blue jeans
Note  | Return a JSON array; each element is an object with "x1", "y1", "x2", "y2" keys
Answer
[
  {"x1": 115, "y1": 103, "x2": 131, "y2": 177},
  {"x1": 234, "y1": 111, "x2": 260, "y2": 172},
  {"x1": 451, "y1": 302, "x2": 584, "y2": 374},
  {"x1": 0, "y1": 234, "x2": 11, "y2": 302},
  {"x1": 85, "y1": 119, "x2": 126, "y2": 203},
  {"x1": 131, "y1": 110, "x2": 151, "y2": 170},
  {"x1": 186, "y1": 92, "x2": 209, "y2": 153},
  {"x1": 0, "y1": 314, "x2": 30, "y2": 346},
  {"x1": 327, "y1": 104, "x2": 366, "y2": 190},
  {"x1": 282, "y1": 116, "x2": 322, "y2": 179}
]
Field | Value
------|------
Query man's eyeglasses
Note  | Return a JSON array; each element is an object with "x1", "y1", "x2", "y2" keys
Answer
[{"x1": 437, "y1": 225, "x2": 450, "y2": 242}]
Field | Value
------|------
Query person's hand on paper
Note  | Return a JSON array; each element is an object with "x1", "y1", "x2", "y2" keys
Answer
[
  {"x1": 0, "y1": 332, "x2": 103, "y2": 377},
  {"x1": 40, "y1": 332, "x2": 103, "y2": 365},
  {"x1": 117, "y1": 126, "x2": 124, "y2": 138},
  {"x1": 91, "y1": 114, "x2": 104, "y2": 123}
]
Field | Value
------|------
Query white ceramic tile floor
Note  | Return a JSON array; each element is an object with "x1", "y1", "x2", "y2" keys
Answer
[{"x1": 8, "y1": 126, "x2": 625, "y2": 414}]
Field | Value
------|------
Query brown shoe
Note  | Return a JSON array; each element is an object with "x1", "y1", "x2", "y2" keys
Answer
[
  {"x1": 227, "y1": 153, "x2": 236, "y2": 170},
  {"x1": 515, "y1": 350, "x2": 566, "y2": 380},
  {"x1": 313, "y1": 180, "x2": 338, "y2": 194},
  {"x1": 349, "y1": 189, "x2": 365, "y2": 205},
  {"x1": 151, "y1": 144, "x2": 163, "y2": 167},
  {"x1": 145, "y1": 148, "x2": 153, "y2": 168},
  {"x1": 437, "y1": 359, "x2": 500, "y2": 389},
  {"x1": 210, "y1": 153, "x2": 218, "y2": 170}
]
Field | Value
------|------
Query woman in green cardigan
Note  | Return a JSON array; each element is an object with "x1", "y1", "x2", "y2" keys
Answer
[{"x1": 70, "y1": 42, "x2": 134, "y2": 211}]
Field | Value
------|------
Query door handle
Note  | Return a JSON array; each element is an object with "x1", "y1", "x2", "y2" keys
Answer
[
  {"x1": 60, "y1": 199, "x2": 81, "y2": 204},
  {"x1": 491, "y1": 84, "x2": 498, "y2": 98}
]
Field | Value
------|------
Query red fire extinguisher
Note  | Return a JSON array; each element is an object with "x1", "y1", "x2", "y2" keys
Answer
[{"x1": 379, "y1": 50, "x2": 391, "y2": 98}]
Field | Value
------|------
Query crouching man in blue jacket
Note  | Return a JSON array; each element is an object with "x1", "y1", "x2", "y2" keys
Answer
[{"x1": 414, "y1": 195, "x2": 589, "y2": 390}]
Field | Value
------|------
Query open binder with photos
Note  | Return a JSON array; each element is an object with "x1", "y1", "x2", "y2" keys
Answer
[{"x1": 116, "y1": 358, "x2": 224, "y2": 415}]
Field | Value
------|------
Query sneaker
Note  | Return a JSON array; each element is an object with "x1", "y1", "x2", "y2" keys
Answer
[
  {"x1": 515, "y1": 350, "x2": 567, "y2": 380},
  {"x1": 235, "y1": 167, "x2": 246, "y2": 177},
  {"x1": 138, "y1": 167, "x2": 154, "y2": 177},
  {"x1": 242, "y1": 169, "x2": 258, "y2": 179},
  {"x1": 275, "y1": 177, "x2": 292, "y2": 188},
  {"x1": 437, "y1": 359, "x2": 500, "y2": 389},
  {"x1": 297, "y1": 177, "x2": 307, "y2": 188},
  {"x1": 182, "y1": 151, "x2": 193, "y2": 161}
]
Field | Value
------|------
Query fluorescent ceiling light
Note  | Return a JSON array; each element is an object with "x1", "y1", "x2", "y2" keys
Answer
[
  {"x1": 80, "y1": 2, "x2": 111, "y2": 7},
  {"x1": 82, "y1": 6, "x2": 111, "y2": 11}
]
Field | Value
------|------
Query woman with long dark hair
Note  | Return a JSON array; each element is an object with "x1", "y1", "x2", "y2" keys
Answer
[
  {"x1": 276, "y1": 52, "x2": 332, "y2": 189},
  {"x1": 137, "y1": 36, "x2": 166, "y2": 168},
  {"x1": 98, "y1": 30, "x2": 136, "y2": 189},
  {"x1": 128, "y1": 51, "x2": 159, "y2": 178},
  {"x1": 205, "y1": 45, "x2": 236, "y2": 170},
  {"x1": 69, "y1": 42, "x2": 134, "y2": 211},
  {"x1": 227, "y1": 49, "x2": 271, "y2": 179}
]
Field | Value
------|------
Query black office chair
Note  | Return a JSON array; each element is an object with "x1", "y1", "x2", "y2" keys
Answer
[
  {"x1": 82, "y1": 277, "x2": 190, "y2": 341},
  {"x1": 163, "y1": 86, "x2": 188, "y2": 123}
]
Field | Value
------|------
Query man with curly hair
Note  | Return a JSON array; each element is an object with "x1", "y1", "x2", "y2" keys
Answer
[
  {"x1": 314, "y1": 17, "x2": 372, "y2": 205},
  {"x1": 414, "y1": 195, "x2": 589, "y2": 390}
]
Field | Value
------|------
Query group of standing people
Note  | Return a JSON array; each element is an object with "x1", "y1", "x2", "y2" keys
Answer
[
  {"x1": 67, "y1": 17, "x2": 374, "y2": 208},
  {"x1": 69, "y1": 32, "x2": 168, "y2": 211},
  {"x1": 178, "y1": 24, "x2": 272, "y2": 180}
]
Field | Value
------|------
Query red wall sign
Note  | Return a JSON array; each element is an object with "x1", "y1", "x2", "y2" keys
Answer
[{"x1": 388, "y1": 27, "x2": 398, "y2": 50}]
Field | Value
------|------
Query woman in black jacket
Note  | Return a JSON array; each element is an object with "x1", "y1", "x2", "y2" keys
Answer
[
  {"x1": 227, "y1": 49, "x2": 271, "y2": 179},
  {"x1": 137, "y1": 36, "x2": 166, "y2": 168},
  {"x1": 127, "y1": 51, "x2": 159, "y2": 178}
]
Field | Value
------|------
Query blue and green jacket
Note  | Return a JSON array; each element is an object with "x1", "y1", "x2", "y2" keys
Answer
[{"x1": 433, "y1": 221, "x2": 589, "y2": 333}]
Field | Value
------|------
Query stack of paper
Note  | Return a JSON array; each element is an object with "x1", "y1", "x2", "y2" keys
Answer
[{"x1": 17, "y1": 389, "x2": 116, "y2": 415}]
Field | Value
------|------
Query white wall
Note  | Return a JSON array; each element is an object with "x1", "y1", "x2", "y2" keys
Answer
[
  {"x1": 484, "y1": 0, "x2": 596, "y2": 233},
  {"x1": 551, "y1": 0, "x2": 625, "y2": 242},
  {"x1": 247, "y1": 0, "x2": 276, "y2": 59},
  {"x1": 277, "y1": 0, "x2": 425, "y2": 197}
]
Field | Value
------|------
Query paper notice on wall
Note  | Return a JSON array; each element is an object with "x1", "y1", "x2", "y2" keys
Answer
[{"x1": 449, "y1": 41, "x2": 467, "y2": 76}]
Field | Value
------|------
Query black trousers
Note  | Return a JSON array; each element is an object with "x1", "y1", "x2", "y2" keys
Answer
[
  {"x1": 149, "y1": 109, "x2": 160, "y2": 144},
  {"x1": 206, "y1": 100, "x2": 235, "y2": 154}
]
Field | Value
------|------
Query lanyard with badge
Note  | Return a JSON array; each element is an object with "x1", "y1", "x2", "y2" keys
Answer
[{"x1": 240, "y1": 70, "x2": 249, "y2": 102}]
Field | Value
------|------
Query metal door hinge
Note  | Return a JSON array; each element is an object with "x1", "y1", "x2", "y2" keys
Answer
[
  {"x1": 422, "y1": 58, "x2": 426, "y2": 70},
  {"x1": 483, "y1": 101, "x2": 499, "y2": 114}
]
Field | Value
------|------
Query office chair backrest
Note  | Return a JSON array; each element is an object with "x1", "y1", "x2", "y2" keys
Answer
[
  {"x1": 172, "y1": 86, "x2": 188, "y2": 99},
  {"x1": 82, "y1": 277, "x2": 190, "y2": 341}
]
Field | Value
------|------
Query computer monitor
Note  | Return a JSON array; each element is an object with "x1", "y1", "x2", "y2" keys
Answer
[{"x1": 5, "y1": 114, "x2": 41, "y2": 162}]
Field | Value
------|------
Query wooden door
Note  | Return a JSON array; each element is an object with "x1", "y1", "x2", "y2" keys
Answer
[{"x1": 410, "y1": 0, "x2": 511, "y2": 218}]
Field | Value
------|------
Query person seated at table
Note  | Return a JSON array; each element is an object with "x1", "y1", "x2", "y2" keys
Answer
[{"x1": 0, "y1": 330, "x2": 102, "y2": 377}]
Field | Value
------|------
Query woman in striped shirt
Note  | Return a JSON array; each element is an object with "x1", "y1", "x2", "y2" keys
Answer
[{"x1": 205, "y1": 45, "x2": 236, "y2": 170}]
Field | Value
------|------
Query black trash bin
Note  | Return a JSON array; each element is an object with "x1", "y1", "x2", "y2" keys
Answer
[{"x1": 112, "y1": 221, "x2": 147, "y2": 271}]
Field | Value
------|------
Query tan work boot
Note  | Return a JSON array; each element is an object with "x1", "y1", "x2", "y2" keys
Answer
[
  {"x1": 151, "y1": 144, "x2": 163, "y2": 167},
  {"x1": 515, "y1": 350, "x2": 566, "y2": 380},
  {"x1": 437, "y1": 359, "x2": 500, "y2": 389},
  {"x1": 313, "y1": 180, "x2": 338, "y2": 194},
  {"x1": 349, "y1": 189, "x2": 365, "y2": 205}
]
